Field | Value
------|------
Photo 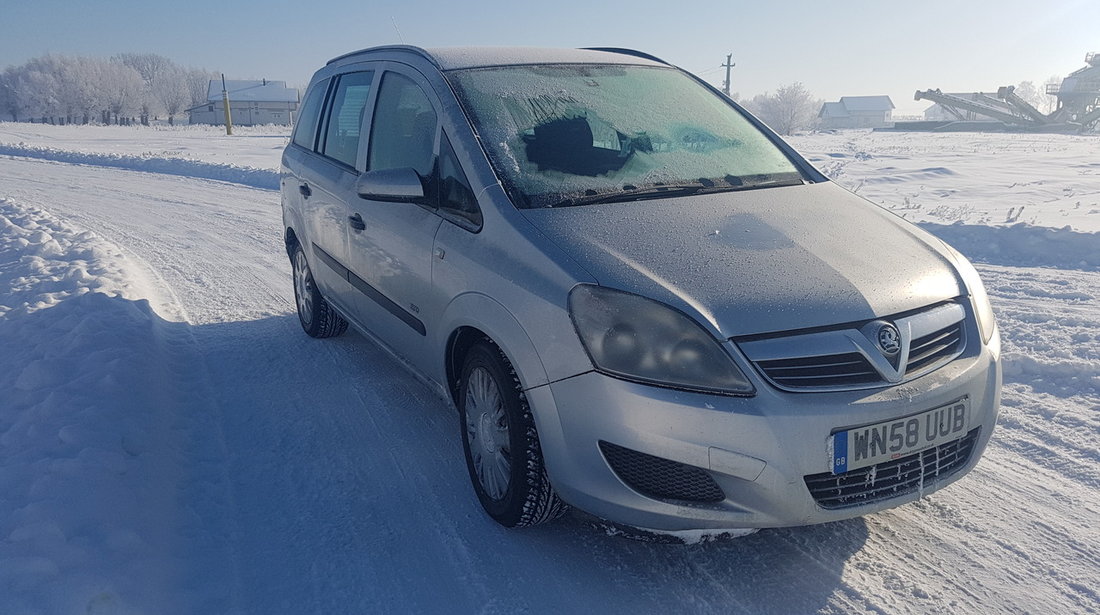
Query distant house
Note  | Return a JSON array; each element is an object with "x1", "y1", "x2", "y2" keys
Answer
[
  {"x1": 187, "y1": 79, "x2": 299, "y2": 126},
  {"x1": 818, "y1": 96, "x2": 895, "y2": 129}
]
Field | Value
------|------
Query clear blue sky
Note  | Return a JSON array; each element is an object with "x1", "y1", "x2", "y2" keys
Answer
[{"x1": 2, "y1": 0, "x2": 1097, "y2": 114}]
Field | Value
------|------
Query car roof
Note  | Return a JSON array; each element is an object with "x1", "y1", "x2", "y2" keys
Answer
[{"x1": 326, "y1": 45, "x2": 669, "y2": 71}]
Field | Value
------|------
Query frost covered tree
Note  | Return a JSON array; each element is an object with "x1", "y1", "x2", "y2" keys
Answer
[
  {"x1": 101, "y1": 62, "x2": 144, "y2": 124},
  {"x1": 18, "y1": 59, "x2": 63, "y2": 122},
  {"x1": 185, "y1": 68, "x2": 218, "y2": 108},
  {"x1": 0, "y1": 53, "x2": 219, "y2": 124},
  {"x1": 745, "y1": 82, "x2": 820, "y2": 135},
  {"x1": 0, "y1": 70, "x2": 29, "y2": 121},
  {"x1": 0, "y1": 66, "x2": 24, "y2": 121},
  {"x1": 1014, "y1": 81, "x2": 1044, "y2": 112},
  {"x1": 114, "y1": 53, "x2": 176, "y2": 123},
  {"x1": 113, "y1": 53, "x2": 172, "y2": 89},
  {"x1": 154, "y1": 66, "x2": 191, "y2": 124}
]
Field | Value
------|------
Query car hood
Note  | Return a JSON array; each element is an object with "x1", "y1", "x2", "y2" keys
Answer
[{"x1": 520, "y1": 182, "x2": 963, "y2": 338}]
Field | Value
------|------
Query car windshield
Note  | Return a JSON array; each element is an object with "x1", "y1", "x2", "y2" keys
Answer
[{"x1": 447, "y1": 64, "x2": 806, "y2": 209}]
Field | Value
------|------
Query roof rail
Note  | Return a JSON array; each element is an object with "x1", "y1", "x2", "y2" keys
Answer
[
  {"x1": 581, "y1": 47, "x2": 670, "y2": 65},
  {"x1": 326, "y1": 45, "x2": 438, "y2": 67}
]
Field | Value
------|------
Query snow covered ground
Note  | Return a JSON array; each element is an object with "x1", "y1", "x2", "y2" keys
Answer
[
  {"x1": 0, "y1": 124, "x2": 1097, "y2": 614},
  {"x1": 788, "y1": 130, "x2": 1100, "y2": 233}
]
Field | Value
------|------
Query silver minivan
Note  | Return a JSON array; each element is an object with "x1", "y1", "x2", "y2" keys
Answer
[{"x1": 281, "y1": 46, "x2": 1001, "y2": 533}]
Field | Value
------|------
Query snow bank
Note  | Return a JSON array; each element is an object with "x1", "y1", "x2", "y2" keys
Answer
[
  {"x1": 921, "y1": 222, "x2": 1100, "y2": 271},
  {"x1": 0, "y1": 143, "x2": 279, "y2": 190},
  {"x1": 0, "y1": 199, "x2": 183, "y2": 614},
  {"x1": 0, "y1": 122, "x2": 288, "y2": 171}
]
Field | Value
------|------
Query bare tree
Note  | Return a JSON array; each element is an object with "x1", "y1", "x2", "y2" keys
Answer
[{"x1": 746, "y1": 82, "x2": 819, "y2": 135}]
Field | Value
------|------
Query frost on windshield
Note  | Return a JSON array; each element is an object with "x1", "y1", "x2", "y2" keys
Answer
[{"x1": 449, "y1": 65, "x2": 802, "y2": 208}]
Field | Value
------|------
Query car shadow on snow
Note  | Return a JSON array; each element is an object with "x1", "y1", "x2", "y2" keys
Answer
[
  {"x1": 0, "y1": 291, "x2": 871, "y2": 614},
  {"x1": 180, "y1": 310, "x2": 872, "y2": 614}
]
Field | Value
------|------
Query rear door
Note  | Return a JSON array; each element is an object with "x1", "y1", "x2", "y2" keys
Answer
[
  {"x1": 295, "y1": 70, "x2": 376, "y2": 313},
  {"x1": 284, "y1": 78, "x2": 346, "y2": 298}
]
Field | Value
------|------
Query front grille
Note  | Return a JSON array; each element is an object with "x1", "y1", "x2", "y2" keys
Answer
[
  {"x1": 740, "y1": 302, "x2": 968, "y2": 392},
  {"x1": 756, "y1": 352, "x2": 881, "y2": 388},
  {"x1": 804, "y1": 428, "x2": 980, "y2": 510},
  {"x1": 599, "y1": 441, "x2": 725, "y2": 503},
  {"x1": 906, "y1": 322, "x2": 964, "y2": 374}
]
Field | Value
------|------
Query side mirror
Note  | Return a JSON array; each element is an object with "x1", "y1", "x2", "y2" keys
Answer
[{"x1": 356, "y1": 167, "x2": 425, "y2": 202}]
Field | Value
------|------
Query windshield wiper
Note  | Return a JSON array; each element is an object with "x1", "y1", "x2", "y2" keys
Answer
[
  {"x1": 550, "y1": 182, "x2": 720, "y2": 208},
  {"x1": 736, "y1": 174, "x2": 806, "y2": 189},
  {"x1": 548, "y1": 175, "x2": 804, "y2": 208}
]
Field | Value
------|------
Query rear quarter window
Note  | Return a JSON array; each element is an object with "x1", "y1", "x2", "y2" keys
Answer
[{"x1": 291, "y1": 79, "x2": 329, "y2": 150}]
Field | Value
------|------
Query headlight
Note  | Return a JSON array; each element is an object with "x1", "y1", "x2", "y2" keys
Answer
[
  {"x1": 943, "y1": 244, "x2": 996, "y2": 344},
  {"x1": 569, "y1": 285, "x2": 754, "y2": 395}
]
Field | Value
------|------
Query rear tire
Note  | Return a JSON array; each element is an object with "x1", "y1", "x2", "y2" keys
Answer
[
  {"x1": 292, "y1": 243, "x2": 348, "y2": 338},
  {"x1": 458, "y1": 340, "x2": 568, "y2": 527}
]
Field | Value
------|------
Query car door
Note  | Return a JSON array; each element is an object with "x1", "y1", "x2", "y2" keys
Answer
[
  {"x1": 291, "y1": 72, "x2": 377, "y2": 314},
  {"x1": 284, "y1": 77, "x2": 348, "y2": 303},
  {"x1": 344, "y1": 67, "x2": 443, "y2": 371},
  {"x1": 305, "y1": 69, "x2": 378, "y2": 312}
]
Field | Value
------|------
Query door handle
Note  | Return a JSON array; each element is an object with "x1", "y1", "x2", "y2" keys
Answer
[
  {"x1": 348, "y1": 213, "x2": 366, "y2": 231},
  {"x1": 299, "y1": 183, "x2": 312, "y2": 198}
]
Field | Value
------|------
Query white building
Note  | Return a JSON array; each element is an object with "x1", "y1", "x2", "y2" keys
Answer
[
  {"x1": 818, "y1": 96, "x2": 895, "y2": 129},
  {"x1": 187, "y1": 79, "x2": 299, "y2": 126}
]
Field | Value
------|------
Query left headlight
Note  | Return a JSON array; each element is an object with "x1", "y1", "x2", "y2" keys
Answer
[
  {"x1": 944, "y1": 244, "x2": 996, "y2": 344},
  {"x1": 569, "y1": 284, "x2": 755, "y2": 395}
]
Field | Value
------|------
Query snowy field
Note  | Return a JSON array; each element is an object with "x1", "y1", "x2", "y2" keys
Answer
[{"x1": 0, "y1": 123, "x2": 1097, "y2": 614}]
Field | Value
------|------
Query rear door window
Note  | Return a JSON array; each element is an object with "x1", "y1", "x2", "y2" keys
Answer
[{"x1": 320, "y1": 71, "x2": 375, "y2": 167}]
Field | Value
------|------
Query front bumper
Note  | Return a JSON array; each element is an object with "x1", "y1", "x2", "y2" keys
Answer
[{"x1": 527, "y1": 336, "x2": 1001, "y2": 531}]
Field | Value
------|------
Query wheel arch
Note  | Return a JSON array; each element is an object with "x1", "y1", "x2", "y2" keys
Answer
[
  {"x1": 284, "y1": 226, "x2": 300, "y2": 259},
  {"x1": 441, "y1": 293, "x2": 549, "y2": 406}
]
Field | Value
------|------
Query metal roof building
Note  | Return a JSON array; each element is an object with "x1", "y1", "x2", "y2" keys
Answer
[
  {"x1": 819, "y1": 96, "x2": 895, "y2": 129},
  {"x1": 187, "y1": 79, "x2": 299, "y2": 126}
]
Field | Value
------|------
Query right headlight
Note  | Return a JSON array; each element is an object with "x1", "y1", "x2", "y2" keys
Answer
[
  {"x1": 943, "y1": 244, "x2": 996, "y2": 344},
  {"x1": 568, "y1": 284, "x2": 755, "y2": 396}
]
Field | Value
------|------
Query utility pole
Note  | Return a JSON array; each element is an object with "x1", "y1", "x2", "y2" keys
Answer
[
  {"x1": 221, "y1": 73, "x2": 233, "y2": 136},
  {"x1": 721, "y1": 53, "x2": 736, "y2": 97}
]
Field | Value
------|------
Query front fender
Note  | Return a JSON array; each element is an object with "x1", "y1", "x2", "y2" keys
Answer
[{"x1": 436, "y1": 292, "x2": 550, "y2": 391}]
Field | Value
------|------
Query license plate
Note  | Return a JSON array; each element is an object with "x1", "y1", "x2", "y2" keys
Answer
[{"x1": 830, "y1": 397, "x2": 969, "y2": 475}]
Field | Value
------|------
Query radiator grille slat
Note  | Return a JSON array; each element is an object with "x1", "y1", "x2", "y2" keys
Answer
[
  {"x1": 805, "y1": 429, "x2": 979, "y2": 509},
  {"x1": 757, "y1": 352, "x2": 880, "y2": 388},
  {"x1": 906, "y1": 323, "x2": 964, "y2": 373},
  {"x1": 749, "y1": 316, "x2": 965, "y2": 391}
]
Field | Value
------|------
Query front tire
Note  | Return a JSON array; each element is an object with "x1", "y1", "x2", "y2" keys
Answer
[
  {"x1": 292, "y1": 243, "x2": 348, "y2": 338},
  {"x1": 458, "y1": 341, "x2": 567, "y2": 527}
]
